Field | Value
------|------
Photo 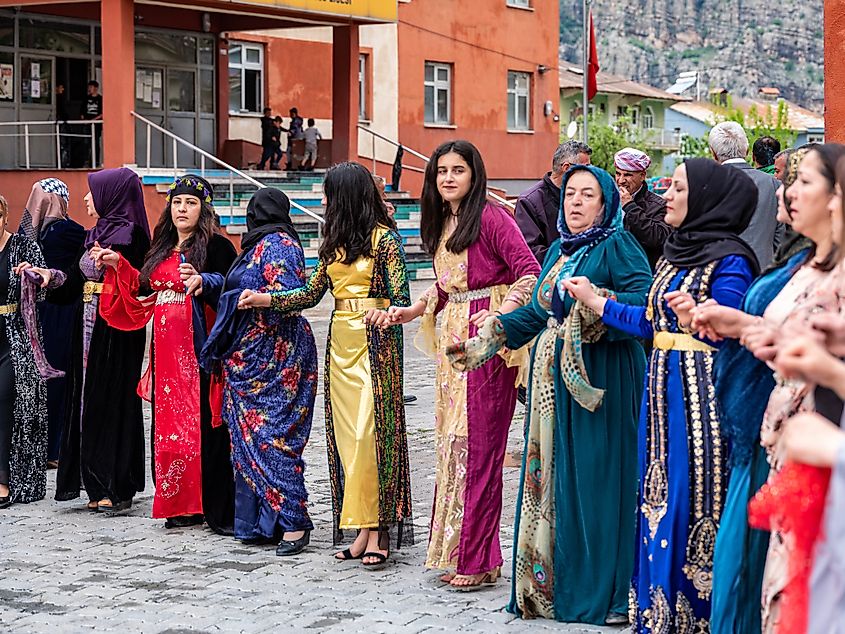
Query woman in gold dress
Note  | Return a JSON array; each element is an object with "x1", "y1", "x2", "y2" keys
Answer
[{"x1": 238, "y1": 162, "x2": 412, "y2": 567}]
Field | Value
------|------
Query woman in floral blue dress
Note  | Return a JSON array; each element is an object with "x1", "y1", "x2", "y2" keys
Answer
[{"x1": 201, "y1": 188, "x2": 318, "y2": 556}]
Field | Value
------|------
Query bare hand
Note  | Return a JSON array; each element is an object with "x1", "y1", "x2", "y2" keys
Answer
[
  {"x1": 14, "y1": 262, "x2": 52, "y2": 288},
  {"x1": 469, "y1": 309, "x2": 494, "y2": 329},
  {"x1": 184, "y1": 274, "x2": 203, "y2": 297},
  {"x1": 690, "y1": 301, "x2": 750, "y2": 341},
  {"x1": 90, "y1": 242, "x2": 119, "y2": 270},
  {"x1": 389, "y1": 305, "x2": 415, "y2": 325},
  {"x1": 810, "y1": 313, "x2": 845, "y2": 357},
  {"x1": 664, "y1": 291, "x2": 696, "y2": 328},
  {"x1": 740, "y1": 321, "x2": 779, "y2": 362},
  {"x1": 781, "y1": 412, "x2": 845, "y2": 467},
  {"x1": 619, "y1": 186, "x2": 633, "y2": 207},
  {"x1": 237, "y1": 289, "x2": 271, "y2": 309},
  {"x1": 364, "y1": 308, "x2": 392, "y2": 329},
  {"x1": 561, "y1": 276, "x2": 595, "y2": 303},
  {"x1": 178, "y1": 262, "x2": 198, "y2": 279},
  {"x1": 775, "y1": 335, "x2": 845, "y2": 388}
]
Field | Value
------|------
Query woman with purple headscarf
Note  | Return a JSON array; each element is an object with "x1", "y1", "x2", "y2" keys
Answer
[{"x1": 50, "y1": 167, "x2": 151, "y2": 513}]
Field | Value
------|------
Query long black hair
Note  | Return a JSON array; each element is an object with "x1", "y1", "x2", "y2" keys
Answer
[
  {"x1": 318, "y1": 161, "x2": 395, "y2": 265},
  {"x1": 420, "y1": 140, "x2": 488, "y2": 255},
  {"x1": 141, "y1": 197, "x2": 218, "y2": 284}
]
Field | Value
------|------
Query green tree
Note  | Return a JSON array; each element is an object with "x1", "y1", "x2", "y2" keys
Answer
[{"x1": 581, "y1": 113, "x2": 642, "y2": 172}]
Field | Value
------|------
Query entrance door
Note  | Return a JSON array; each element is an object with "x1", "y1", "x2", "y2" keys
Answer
[
  {"x1": 166, "y1": 67, "x2": 197, "y2": 167},
  {"x1": 18, "y1": 54, "x2": 54, "y2": 168},
  {"x1": 134, "y1": 65, "x2": 166, "y2": 167}
]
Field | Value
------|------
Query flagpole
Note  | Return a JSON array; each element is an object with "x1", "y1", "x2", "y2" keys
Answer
[{"x1": 582, "y1": 0, "x2": 590, "y2": 144}]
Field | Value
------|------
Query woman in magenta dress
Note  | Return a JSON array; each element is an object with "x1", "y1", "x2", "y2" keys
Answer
[{"x1": 390, "y1": 140, "x2": 540, "y2": 590}]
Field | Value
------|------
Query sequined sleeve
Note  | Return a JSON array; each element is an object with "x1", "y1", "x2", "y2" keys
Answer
[
  {"x1": 382, "y1": 231, "x2": 411, "y2": 308},
  {"x1": 268, "y1": 259, "x2": 329, "y2": 313}
]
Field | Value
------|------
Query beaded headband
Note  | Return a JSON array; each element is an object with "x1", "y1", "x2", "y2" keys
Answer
[{"x1": 166, "y1": 175, "x2": 213, "y2": 205}]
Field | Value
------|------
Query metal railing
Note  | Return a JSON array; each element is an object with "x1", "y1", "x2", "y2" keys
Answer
[
  {"x1": 0, "y1": 119, "x2": 102, "y2": 169},
  {"x1": 131, "y1": 111, "x2": 324, "y2": 228},
  {"x1": 357, "y1": 124, "x2": 516, "y2": 209}
]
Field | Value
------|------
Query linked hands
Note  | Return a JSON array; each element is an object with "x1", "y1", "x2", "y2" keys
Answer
[{"x1": 89, "y1": 241, "x2": 119, "y2": 270}]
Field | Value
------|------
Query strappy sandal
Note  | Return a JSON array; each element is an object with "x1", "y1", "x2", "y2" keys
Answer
[
  {"x1": 449, "y1": 570, "x2": 498, "y2": 592},
  {"x1": 334, "y1": 548, "x2": 363, "y2": 561},
  {"x1": 361, "y1": 551, "x2": 389, "y2": 570}
]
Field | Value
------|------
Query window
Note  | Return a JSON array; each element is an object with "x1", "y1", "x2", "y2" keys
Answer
[
  {"x1": 643, "y1": 106, "x2": 655, "y2": 129},
  {"x1": 424, "y1": 62, "x2": 452, "y2": 125},
  {"x1": 228, "y1": 42, "x2": 264, "y2": 114},
  {"x1": 358, "y1": 54, "x2": 368, "y2": 121},
  {"x1": 630, "y1": 106, "x2": 640, "y2": 127},
  {"x1": 507, "y1": 71, "x2": 531, "y2": 130},
  {"x1": 507, "y1": 0, "x2": 531, "y2": 7},
  {"x1": 807, "y1": 134, "x2": 825, "y2": 144}
]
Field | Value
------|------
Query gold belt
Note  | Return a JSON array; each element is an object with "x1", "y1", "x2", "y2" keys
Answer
[
  {"x1": 334, "y1": 298, "x2": 390, "y2": 312},
  {"x1": 0, "y1": 303, "x2": 17, "y2": 315},
  {"x1": 653, "y1": 331, "x2": 715, "y2": 352},
  {"x1": 82, "y1": 281, "x2": 104, "y2": 303}
]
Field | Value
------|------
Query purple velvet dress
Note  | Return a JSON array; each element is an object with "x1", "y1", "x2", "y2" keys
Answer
[{"x1": 420, "y1": 203, "x2": 539, "y2": 576}]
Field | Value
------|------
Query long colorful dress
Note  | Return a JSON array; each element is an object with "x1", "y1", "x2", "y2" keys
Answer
[
  {"x1": 495, "y1": 231, "x2": 651, "y2": 623},
  {"x1": 600, "y1": 254, "x2": 755, "y2": 632},
  {"x1": 419, "y1": 203, "x2": 539, "y2": 577},
  {"x1": 743, "y1": 260, "x2": 845, "y2": 633},
  {"x1": 100, "y1": 234, "x2": 237, "y2": 532},
  {"x1": 201, "y1": 231, "x2": 318, "y2": 540},
  {"x1": 53, "y1": 227, "x2": 149, "y2": 505},
  {"x1": 268, "y1": 226, "x2": 413, "y2": 545},
  {"x1": 710, "y1": 248, "x2": 810, "y2": 634}
]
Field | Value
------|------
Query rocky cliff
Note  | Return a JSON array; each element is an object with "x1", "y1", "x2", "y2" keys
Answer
[{"x1": 560, "y1": 0, "x2": 824, "y2": 110}]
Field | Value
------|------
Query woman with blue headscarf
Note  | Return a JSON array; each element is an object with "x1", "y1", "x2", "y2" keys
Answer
[{"x1": 447, "y1": 165, "x2": 652, "y2": 624}]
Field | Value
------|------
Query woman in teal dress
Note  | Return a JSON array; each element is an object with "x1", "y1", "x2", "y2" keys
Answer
[
  {"x1": 447, "y1": 165, "x2": 652, "y2": 624},
  {"x1": 566, "y1": 158, "x2": 759, "y2": 631}
]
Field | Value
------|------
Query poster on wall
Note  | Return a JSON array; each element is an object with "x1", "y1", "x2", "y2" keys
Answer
[
  {"x1": 30, "y1": 62, "x2": 39, "y2": 79},
  {"x1": 31, "y1": 80, "x2": 40, "y2": 99},
  {"x1": 0, "y1": 64, "x2": 12, "y2": 100}
]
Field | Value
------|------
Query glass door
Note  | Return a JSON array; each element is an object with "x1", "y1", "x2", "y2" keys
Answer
[
  {"x1": 134, "y1": 65, "x2": 165, "y2": 167},
  {"x1": 167, "y1": 67, "x2": 197, "y2": 167},
  {"x1": 18, "y1": 54, "x2": 54, "y2": 167}
]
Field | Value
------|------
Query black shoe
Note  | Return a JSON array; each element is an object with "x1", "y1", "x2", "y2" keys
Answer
[
  {"x1": 165, "y1": 514, "x2": 204, "y2": 529},
  {"x1": 0, "y1": 496, "x2": 10, "y2": 510},
  {"x1": 275, "y1": 530, "x2": 310, "y2": 556},
  {"x1": 403, "y1": 395, "x2": 417, "y2": 404}
]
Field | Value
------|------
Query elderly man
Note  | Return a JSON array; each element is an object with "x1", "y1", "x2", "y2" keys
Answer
[
  {"x1": 614, "y1": 147, "x2": 671, "y2": 269},
  {"x1": 515, "y1": 140, "x2": 592, "y2": 263},
  {"x1": 709, "y1": 121, "x2": 780, "y2": 269}
]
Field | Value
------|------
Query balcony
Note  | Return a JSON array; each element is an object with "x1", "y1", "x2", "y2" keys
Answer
[{"x1": 641, "y1": 128, "x2": 682, "y2": 151}]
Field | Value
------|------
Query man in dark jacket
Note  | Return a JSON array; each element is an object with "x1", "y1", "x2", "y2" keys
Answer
[
  {"x1": 257, "y1": 107, "x2": 278, "y2": 170},
  {"x1": 615, "y1": 147, "x2": 671, "y2": 270},
  {"x1": 514, "y1": 140, "x2": 592, "y2": 264}
]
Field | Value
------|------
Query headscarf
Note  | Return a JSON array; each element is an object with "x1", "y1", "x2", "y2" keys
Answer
[
  {"x1": 555, "y1": 165, "x2": 623, "y2": 299},
  {"x1": 19, "y1": 178, "x2": 69, "y2": 243},
  {"x1": 241, "y1": 188, "x2": 300, "y2": 254},
  {"x1": 614, "y1": 147, "x2": 651, "y2": 172},
  {"x1": 764, "y1": 148, "x2": 813, "y2": 273},
  {"x1": 84, "y1": 167, "x2": 151, "y2": 248},
  {"x1": 165, "y1": 174, "x2": 214, "y2": 205},
  {"x1": 662, "y1": 158, "x2": 760, "y2": 275}
]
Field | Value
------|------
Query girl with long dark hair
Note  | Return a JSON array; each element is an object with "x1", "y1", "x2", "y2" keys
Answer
[
  {"x1": 201, "y1": 188, "x2": 318, "y2": 556},
  {"x1": 95, "y1": 174, "x2": 237, "y2": 533},
  {"x1": 238, "y1": 161, "x2": 413, "y2": 567},
  {"x1": 51, "y1": 167, "x2": 150, "y2": 513},
  {"x1": 389, "y1": 140, "x2": 540, "y2": 590}
]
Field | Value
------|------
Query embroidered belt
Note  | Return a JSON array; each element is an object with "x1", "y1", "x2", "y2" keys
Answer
[
  {"x1": 82, "y1": 281, "x2": 104, "y2": 303},
  {"x1": 653, "y1": 331, "x2": 715, "y2": 352},
  {"x1": 0, "y1": 303, "x2": 17, "y2": 315},
  {"x1": 448, "y1": 286, "x2": 496, "y2": 304},
  {"x1": 334, "y1": 298, "x2": 390, "y2": 312},
  {"x1": 156, "y1": 289, "x2": 187, "y2": 305}
]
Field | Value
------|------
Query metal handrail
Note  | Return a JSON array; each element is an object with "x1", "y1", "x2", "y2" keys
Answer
[
  {"x1": 130, "y1": 111, "x2": 324, "y2": 226},
  {"x1": 357, "y1": 124, "x2": 516, "y2": 209},
  {"x1": 0, "y1": 119, "x2": 102, "y2": 169}
]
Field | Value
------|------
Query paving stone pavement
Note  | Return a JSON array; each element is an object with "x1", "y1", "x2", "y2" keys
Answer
[{"x1": 2, "y1": 282, "x2": 631, "y2": 633}]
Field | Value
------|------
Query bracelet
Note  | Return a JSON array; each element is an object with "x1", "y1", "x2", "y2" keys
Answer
[{"x1": 494, "y1": 310, "x2": 503, "y2": 316}]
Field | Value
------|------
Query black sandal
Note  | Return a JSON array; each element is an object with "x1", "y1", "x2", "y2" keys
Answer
[
  {"x1": 334, "y1": 548, "x2": 363, "y2": 561},
  {"x1": 361, "y1": 551, "x2": 389, "y2": 570}
]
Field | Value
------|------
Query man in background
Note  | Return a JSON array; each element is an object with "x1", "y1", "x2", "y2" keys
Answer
[
  {"x1": 753, "y1": 136, "x2": 782, "y2": 175},
  {"x1": 257, "y1": 107, "x2": 278, "y2": 170},
  {"x1": 82, "y1": 80, "x2": 102, "y2": 167}
]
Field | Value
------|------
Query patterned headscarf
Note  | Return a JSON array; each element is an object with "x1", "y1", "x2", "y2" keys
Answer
[
  {"x1": 19, "y1": 178, "x2": 70, "y2": 243},
  {"x1": 782, "y1": 148, "x2": 809, "y2": 218},
  {"x1": 614, "y1": 147, "x2": 651, "y2": 172},
  {"x1": 165, "y1": 174, "x2": 213, "y2": 205},
  {"x1": 555, "y1": 165, "x2": 623, "y2": 300}
]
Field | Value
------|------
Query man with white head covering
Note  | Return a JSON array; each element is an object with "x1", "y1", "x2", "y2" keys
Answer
[{"x1": 614, "y1": 147, "x2": 671, "y2": 269}]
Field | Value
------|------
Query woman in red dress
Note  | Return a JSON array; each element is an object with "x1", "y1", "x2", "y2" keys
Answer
[{"x1": 96, "y1": 175, "x2": 237, "y2": 533}]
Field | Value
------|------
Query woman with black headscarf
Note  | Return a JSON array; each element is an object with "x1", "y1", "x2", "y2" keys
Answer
[
  {"x1": 564, "y1": 158, "x2": 759, "y2": 630},
  {"x1": 51, "y1": 167, "x2": 151, "y2": 513},
  {"x1": 95, "y1": 174, "x2": 236, "y2": 533},
  {"x1": 201, "y1": 187, "x2": 318, "y2": 555}
]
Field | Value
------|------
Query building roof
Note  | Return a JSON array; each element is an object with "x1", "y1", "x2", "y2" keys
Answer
[
  {"x1": 670, "y1": 97, "x2": 824, "y2": 133},
  {"x1": 559, "y1": 61, "x2": 689, "y2": 102}
]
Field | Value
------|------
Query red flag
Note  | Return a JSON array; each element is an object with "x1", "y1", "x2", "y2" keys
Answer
[{"x1": 587, "y1": 12, "x2": 600, "y2": 101}]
